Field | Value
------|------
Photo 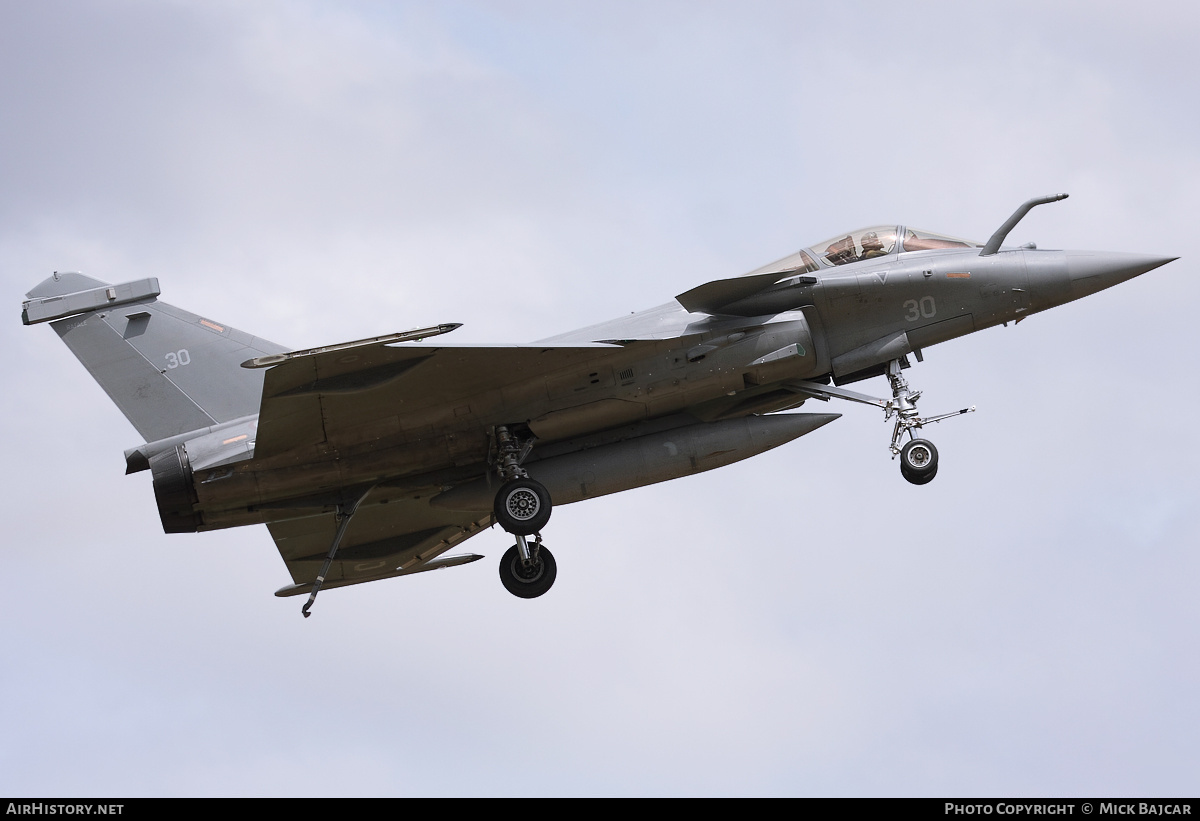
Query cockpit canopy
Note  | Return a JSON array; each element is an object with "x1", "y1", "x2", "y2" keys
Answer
[{"x1": 751, "y1": 225, "x2": 983, "y2": 276}]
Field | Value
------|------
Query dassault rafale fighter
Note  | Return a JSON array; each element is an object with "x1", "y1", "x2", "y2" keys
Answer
[{"x1": 22, "y1": 195, "x2": 1175, "y2": 616}]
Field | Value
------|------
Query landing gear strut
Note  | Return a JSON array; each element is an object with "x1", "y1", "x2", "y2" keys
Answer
[
  {"x1": 792, "y1": 359, "x2": 974, "y2": 486},
  {"x1": 882, "y1": 360, "x2": 943, "y2": 485},
  {"x1": 491, "y1": 425, "x2": 557, "y2": 598}
]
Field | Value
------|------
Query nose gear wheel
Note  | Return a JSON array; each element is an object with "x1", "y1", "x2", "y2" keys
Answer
[{"x1": 900, "y1": 438, "x2": 939, "y2": 485}]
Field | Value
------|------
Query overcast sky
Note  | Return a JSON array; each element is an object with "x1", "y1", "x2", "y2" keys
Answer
[{"x1": 3, "y1": 0, "x2": 1198, "y2": 797}]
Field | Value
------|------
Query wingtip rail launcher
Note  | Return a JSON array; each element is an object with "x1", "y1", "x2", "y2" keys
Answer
[{"x1": 241, "y1": 323, "x2": 463, "y2": 369}]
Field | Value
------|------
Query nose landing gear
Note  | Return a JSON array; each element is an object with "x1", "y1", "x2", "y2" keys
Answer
[
  {"x1": 792, "y1": 359, "x2": 973, "y2": 486},
  {"x1": 883, "y1": 361, "x2": 948, "y2": 486}
]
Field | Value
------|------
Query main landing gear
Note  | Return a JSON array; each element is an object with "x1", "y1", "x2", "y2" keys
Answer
[
  {"x1": 793, "y1": 359, "x2": 974, "y2": 486},
  {"x1": 491, "y1": 425, "x2": 556, "y2": 598}
]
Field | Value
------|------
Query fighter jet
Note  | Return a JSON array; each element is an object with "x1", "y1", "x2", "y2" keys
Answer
[{"x1": 21, "y1": 194, "x2": 1174, "y2": 615}]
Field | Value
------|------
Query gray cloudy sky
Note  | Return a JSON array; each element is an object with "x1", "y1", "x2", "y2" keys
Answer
[{"x1": 3, "y1": 0, "x2": 1198, "y2": 797}]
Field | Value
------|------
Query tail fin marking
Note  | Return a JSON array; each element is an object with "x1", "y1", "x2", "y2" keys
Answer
[{"x1": 25, "y1": 273, "x2": 287, "y2": 442}]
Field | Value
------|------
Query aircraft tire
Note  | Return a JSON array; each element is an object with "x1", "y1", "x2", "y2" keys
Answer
[
  {"x1": 900, "y1": 439, "x2": 938, "y2": 479},
  {"x1": 499, "y1": 545, "x2": 557, "y2": 598},
  {"x1": 901, "y1": 461, "x2": 938, "y2": 485},
  {"x1": 494, "y1": 478, "x2": 553, "y2": 535}
]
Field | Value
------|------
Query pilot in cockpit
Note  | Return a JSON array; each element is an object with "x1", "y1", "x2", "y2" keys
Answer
[{"x1": 860, "y1": 231, "x2": 887, "y2": 260}]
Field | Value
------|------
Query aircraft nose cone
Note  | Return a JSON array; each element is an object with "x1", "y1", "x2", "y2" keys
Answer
[{"x1": 1066, "y1": 251, "x2": 1176, "y2": 298}]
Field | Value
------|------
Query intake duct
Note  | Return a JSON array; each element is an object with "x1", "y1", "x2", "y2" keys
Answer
[{"x1": 149, "y1": 445, "x2": 201, "y2": 533}]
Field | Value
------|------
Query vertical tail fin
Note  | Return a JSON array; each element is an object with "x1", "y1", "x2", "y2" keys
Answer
[{"x1": 23, "y1": 272, "x2": 287, "y2": 442}]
